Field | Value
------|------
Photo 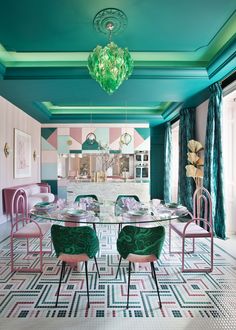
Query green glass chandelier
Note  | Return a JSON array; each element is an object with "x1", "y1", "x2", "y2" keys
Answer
[{"x1": 88, "y1": 9, "x2": 133, "y2": 95}]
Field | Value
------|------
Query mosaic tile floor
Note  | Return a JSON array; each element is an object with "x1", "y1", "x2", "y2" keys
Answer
[{"x1": 0, "y1": 224, "x2": 236, "y2": 327}]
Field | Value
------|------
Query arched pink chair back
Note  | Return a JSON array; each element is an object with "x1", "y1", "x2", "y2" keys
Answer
[
  {"x1": 11, "y1": 189, "x2": 29, "y2": 231},
  {"x1": 193, "y1": 187, "x2": 212, "y2": 230}
]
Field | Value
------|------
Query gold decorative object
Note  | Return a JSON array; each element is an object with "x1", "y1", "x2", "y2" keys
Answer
[
  {"x1": 67, "y1": 139, "x2": 72, "y2": 146},
  {"x1": 120, "y1": 132, "x2": 132, "y2": 146},
  {"x1": 185, "y1": 139, "x2": 204, "y2": 188},
  {"x1": 33, "y1": 150, "x2": 37, "y2": 161},
  {"x1": 4, "y1": 143, "x2": 10, "y2": 157}
]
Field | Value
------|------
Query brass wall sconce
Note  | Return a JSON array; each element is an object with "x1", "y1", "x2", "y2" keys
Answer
[
  {"x1": 4, "y1": 143, "x2": 10, "y2": 157},
  {"x1": 33, "y1": 150, "x2": 37, "y2": 161}
]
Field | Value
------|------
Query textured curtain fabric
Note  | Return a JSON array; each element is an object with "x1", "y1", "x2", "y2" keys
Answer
[
  {"x1": 163, "y1": 123, "x2": 172, "y2": 203},
  {"x1": 203, "y1": 82, "x2": 226, "y2": 239},
  {"x1": 178, "y1": 108, "x2": 196, "y2": 212}
]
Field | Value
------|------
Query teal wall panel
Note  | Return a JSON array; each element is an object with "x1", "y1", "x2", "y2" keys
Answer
[
  {"x1": 42, "y1": 180, "x2": 58, "y2": 195},
  {"x1": 150, "y1": 125, "x2": 165, "y2": 199}
]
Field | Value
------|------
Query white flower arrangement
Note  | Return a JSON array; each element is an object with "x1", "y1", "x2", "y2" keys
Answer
[{"x1": 185, "y1": 139, "x2": 204, "y2": 187}]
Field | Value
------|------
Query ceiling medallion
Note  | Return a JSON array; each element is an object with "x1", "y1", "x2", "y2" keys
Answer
[{"x1": 88, "y1": 8, "x2": 133, "y2": 95}]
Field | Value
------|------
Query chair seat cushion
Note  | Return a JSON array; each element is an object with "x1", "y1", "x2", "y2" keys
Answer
[
  {"x1": 13, "y1": 222, "x2": 51, "y2": 238},
  {"x1": 170, "y1": 222, "x2": 211, "y2": 237},
  {"x1": 127, "y1": 253, "x2": 157, "y2": 263},
  {"x1": 58, "y1": 253, "x2": 89, "y2": 263}
]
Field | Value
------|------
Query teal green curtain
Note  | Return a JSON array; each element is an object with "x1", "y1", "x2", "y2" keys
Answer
[
  {"x1": 203, "y1": 82, "x2": 226, "y2": 239},
  {"x1": 163, "y1": 123, "x2": 172, "y2": 203},
  {"x1": 178, "y1": 108, "x2": 196, "y2": 212}
]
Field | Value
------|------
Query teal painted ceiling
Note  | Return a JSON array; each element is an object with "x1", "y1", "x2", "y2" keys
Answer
[{"x1": 0, "y1": 0, "x2": 235, "y2": 126}]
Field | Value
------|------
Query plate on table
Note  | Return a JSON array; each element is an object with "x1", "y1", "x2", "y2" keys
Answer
[
  {"x1": 34, "y1": 202, "x2": 55, "y2": 211},
  {"x1": 65, "y1": 209, "x2": 89, "y2": 218},
  {"x1": 165, "y1": 202, "x2": 183, "y2": 209},
  {"x1": 127, "y1": 210, "x2": 147, "y2": 217}
]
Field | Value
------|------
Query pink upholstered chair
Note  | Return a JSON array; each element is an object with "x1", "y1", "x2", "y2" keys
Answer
[
  {"x1": 10, "y1": 189, "x2": 52, "y2": 272},
  {"x1": 169, "y1": 187, "x2": 213, "y2": 273}
]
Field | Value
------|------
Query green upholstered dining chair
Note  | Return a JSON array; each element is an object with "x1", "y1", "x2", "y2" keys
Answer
[
  {"x1": 74, "y1": 194, "x2": 100, "y2": 231},
  {"x1": 115, "y1": 195, "x2": 140, "y2": 233},
  {"x1": 51, "y1": 224, "x2": 100, "y2": 308},
  {"x1": 116, "y1": 225, "x2": 165, "y2": 309},
  {"x1": 114, "y1": 195, "x2": 140, "y2": 216}
]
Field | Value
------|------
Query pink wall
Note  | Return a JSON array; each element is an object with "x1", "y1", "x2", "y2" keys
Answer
[{"x1": 0, "y1": 96, "x2": 41, "y2": 223}]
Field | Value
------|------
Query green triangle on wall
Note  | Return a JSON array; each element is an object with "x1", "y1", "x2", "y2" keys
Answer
[
  {"x1": 41, "y1": 128, "x2": 57, "y2": 141},
  {"x1": 135, "y1": 128, "x2": 150, "y2": 140}
]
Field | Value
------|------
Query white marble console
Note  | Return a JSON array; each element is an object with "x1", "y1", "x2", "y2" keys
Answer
[{"x1": 67, "y1": 181, "x2": 150, "y2": 203}]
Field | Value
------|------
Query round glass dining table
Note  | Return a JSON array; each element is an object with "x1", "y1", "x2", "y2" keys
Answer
[{"x1": 30, "y1": 201, "x2": 187, "y2": 226}]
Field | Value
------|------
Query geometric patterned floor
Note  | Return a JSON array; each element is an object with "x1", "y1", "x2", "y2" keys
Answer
[{"x1": 0, "y1": 224, "x2": 236, "y2": 321}]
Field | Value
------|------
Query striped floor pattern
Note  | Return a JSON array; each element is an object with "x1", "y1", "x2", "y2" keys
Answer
[{"x1": 0, "y1": 224, "x2": 236, "y2": 320}]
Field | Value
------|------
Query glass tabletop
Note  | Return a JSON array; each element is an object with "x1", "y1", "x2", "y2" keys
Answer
[{"x1": 30, "y1": 201, "x2": 188, "y2": 225}]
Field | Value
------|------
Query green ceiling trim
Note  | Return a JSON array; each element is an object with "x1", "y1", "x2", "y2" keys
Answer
[
  {"x1": 0, "y1": 8, "x2": 235, "y2": 70},
  {"x1": 207, "y1": 39, "x2": 236, "y2": 81},
  {"x1": 0, "y1": 63, "x2": 5, "y2": 78},
  {"x1": 162, "y1": 102, "x2": 183, "y2": 120},
  {"x1": 40, "y1": 101, "x2": 169, "y2": 115},
  {"x1": 201, "y1": 11, "x2": 236, "y2": 61},
  {"x1": 3, "y1": 66, "x2": 209, "y2": 80}
]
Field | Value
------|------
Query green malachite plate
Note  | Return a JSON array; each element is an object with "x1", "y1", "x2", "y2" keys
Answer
[
  {"x1": 165, "y1": 203, "x2": 182, "y2": 209},
  {"x1": 127, "y1": 210, "x2": 147, "y2": 216},
  {"x1": 34, "y1": 202, "x2": 54, "y2": 210}
]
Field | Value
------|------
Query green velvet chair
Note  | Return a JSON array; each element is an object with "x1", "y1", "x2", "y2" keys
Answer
[
  {"x1": 51, "y1": 224, "x2": 100, "y2": 308},
  {"x1": 74, "y1": 194, "x2": 99, "y2": 231},
  {"x1": 115, "y1": 195, "x2": 140, "y2": 233},
  {"x1": 116, "y1": 225, "x2": 165, "y2": 309}
]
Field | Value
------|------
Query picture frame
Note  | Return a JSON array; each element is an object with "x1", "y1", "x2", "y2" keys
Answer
[{"x1": 14, "y1": 128, "x2": 31, "y2": 178}]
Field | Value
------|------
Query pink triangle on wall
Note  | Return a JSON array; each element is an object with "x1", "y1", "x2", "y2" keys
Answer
[
  {"x1": 109, "y1": 128, "x2": 121, "y2": 144},
  {"x1": 70, "y1": 128, "x2": 82, "y2": 144},
  {"x1": 47, "y1": 130, "x2": 57, "y2": 149}
]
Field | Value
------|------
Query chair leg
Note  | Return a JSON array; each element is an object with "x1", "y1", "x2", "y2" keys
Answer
[
  {"x1": 85, "y1": 261, "x2": 90, "y2": 308},
  {"x1": 94, "y1": 256, "x2": 100, "y2": 278},
  {"x1": 39, "y1": 236, "x2": 43, "y2": 272},
  {"x1": 115, "y1": 256, "x2": 122, "y2": 279},
  {"x1": 93, "y1": 223, "x2": 96, "y2": 232},
  {"x1": 126, "y1": 261, "x2": 132, "y2": 309},
  {"x1": 10, "y1": 236, "x2": 14, "y2": 272},
  {"x1": 151, "y1": 262, "x2": 162, "y2": 309},
  {"x1": 169, "y1": 225, "x2": 172, "y2": 254},
  {"x1": 55, "y1": 261, "x2": 66, "y2": 307},
  {"x1": 181, "y1": 237, "x2": 185, "y2": 272}
]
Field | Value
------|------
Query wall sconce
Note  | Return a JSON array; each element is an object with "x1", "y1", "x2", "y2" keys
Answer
[
  {"x1": 33, "y1": 150, "x2": 37, "y2": 161},
  {"x1": 4, "y1": 143, "x2": 10, "y2": 158}
]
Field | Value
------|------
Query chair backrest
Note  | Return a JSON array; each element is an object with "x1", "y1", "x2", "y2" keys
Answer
[
  {"x1": 74, "y1": 194, "x2": 98, "y2": 202},
  {"x1": 193, "y1": 187, "x2": 212, "y2": 229},
  {"x1": 115, "y1": 195, "x2": 140, "y2": 216},
  {"x1": 10, "y1": 189, "x2": 29, "y2": 231},
  {"x1": 117, "y1": 225, "x2": 165, "y2": 259},
  {"x1": 51, "y1": 224, "x2": 99, "y2": 259}
]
